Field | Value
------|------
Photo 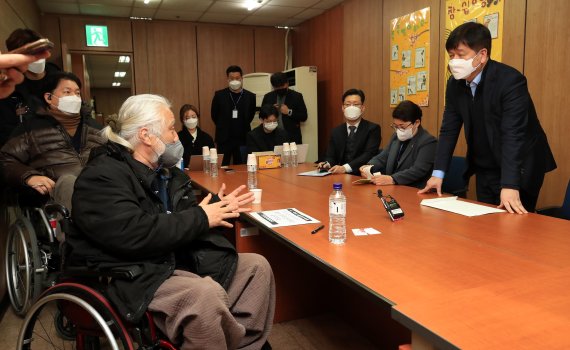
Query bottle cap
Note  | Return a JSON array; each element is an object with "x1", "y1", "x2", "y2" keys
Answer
[
  {"x1": 247, "y1": 153, "x2": 257, "y2": 166},
  {"x1": 282, "y1": 142, "x2": 290, "y2": 151},
  {"x1": 333, "y1": 183, "x2": 342, "y2": 190},
  {"x1": 202, "y1": 146, "x2": 210, "y2": 156},
  {"x1": 289, "y1": 142, "x2": 297, "y2": 150},
  {"x1": 209, "y1": 148, "x2": 217, "y2": 159}
]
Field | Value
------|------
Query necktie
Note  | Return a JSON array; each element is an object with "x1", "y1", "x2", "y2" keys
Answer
[
  {"x1": 344, "y1": 126, "x2": 357, "y2": 163},
  {"x1": 156, "y1": 168, "x2": 172, "y2": 212}
]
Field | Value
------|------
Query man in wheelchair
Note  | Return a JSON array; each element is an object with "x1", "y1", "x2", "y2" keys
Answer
[{"x1": 64, "y1": 94, "x2": 275, "y2": 350}]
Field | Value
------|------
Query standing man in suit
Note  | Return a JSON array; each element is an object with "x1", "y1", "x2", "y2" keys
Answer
[
  {"x1": 261, "y1": 72, "x2": 307, "y2": 144},
  {"x1": 211, "y1": 65, "x2": 256, "y2": 165},
  {"x1": 419, "y1": 22, "x2": 556, "y2": 213},
  {"x1": 360, "y1": 100, "x2": 437, "y2": 189},
  {"x1": 317, "y1": 89, "x2": 380, "y2": 175}
]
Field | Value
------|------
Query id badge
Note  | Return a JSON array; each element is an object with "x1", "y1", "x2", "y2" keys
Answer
[{"x1": 232, "y1": 109, "x2": 238, "y2": 119}]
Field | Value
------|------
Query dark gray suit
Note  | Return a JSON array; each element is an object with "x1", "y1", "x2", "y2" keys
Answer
[
  {"x1": 367, "y1": 126, "x2": 437, "y2": 188},
  {"x1": 323, "y1": 119, "x2": 381, "y2": 175}
]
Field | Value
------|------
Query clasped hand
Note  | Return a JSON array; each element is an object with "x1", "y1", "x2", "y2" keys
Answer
[{"x1": 199, "y1": 183, "x2": 255, "y2": 228}]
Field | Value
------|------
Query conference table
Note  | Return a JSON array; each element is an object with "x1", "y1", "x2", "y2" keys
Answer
[{"x1": 188, "y1": 163, "x2": 570, "y2": 349}]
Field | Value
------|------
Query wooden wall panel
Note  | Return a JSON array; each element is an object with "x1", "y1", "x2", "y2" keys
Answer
[
  {"x1": 145, "y1": 21, "x2": 199, "y2": 131},
  {"x1": 92, "y1": 87, "x2": 131, "y2": 119},
  {"x1": 343, "y1": 0, "x2": 384, "y2": 142},
  {"x1": 131, "y1": 20, "x2": 149, "y2": 94},
  {"x1": 59, "y1": 16, "x2": 132, "y2": 52},
  {"x1": 253, "y1": 27, "x2": 287, "y2": 73},
  {"x1": 39, "y1": 14, "x2": 63, "y2": 69},
  {"x1": 525, "y1": 0, "x2": 570, "y2": 208},
  {"x1": 196, "y1": 24, "x2": 255, "y2": 139},
  {"x1": 0, "y1": 0, "x2": 40, "y2": 51},
  {"x1": 293, "y1": 5, "x2": 343, "y2": 157}
]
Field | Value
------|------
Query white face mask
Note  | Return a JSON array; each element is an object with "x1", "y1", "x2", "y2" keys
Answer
[
  {"x1": 448, "y1": 51, "x2": 482, "y2": 80},
  {"x1": 229, "y1": 79, "x2": 242, "y2": 91},
  {"x1": 343, "y1": 105, "x2": 362, "y2": 121},
  {"x1": 184, "y1": 117, "x2": 198, "y2": 129},
  {"x1": 396, "y1": 124, "x2": 415, "y2": 141},
  {"x1": 55, "y1": 95, "x2": 82, "y2": 114},
  {"x1": 264, "y1": 121, "x2": 278, "y2": 132},
  {"x1": 28, "y1": 59, "x2": 46, "y2": 74}
]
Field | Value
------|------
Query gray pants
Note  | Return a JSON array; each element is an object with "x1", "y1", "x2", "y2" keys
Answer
[{"x1": 148, "y1": 253, "x2": 275, "y2": 350}]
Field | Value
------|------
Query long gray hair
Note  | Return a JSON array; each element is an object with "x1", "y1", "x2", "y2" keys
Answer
[{"x1": 101, "y1": 94, "x2": 172, "y2": 150}]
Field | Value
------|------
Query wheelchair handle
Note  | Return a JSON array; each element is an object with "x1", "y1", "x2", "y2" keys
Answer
[{"x1": 44, "y1": 203, "x2": 70, "y2": 219}]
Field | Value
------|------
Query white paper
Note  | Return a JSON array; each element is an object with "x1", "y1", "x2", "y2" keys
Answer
[
  {"x1": 420, "y1": 196, "x2": 505, "y2": 217},
  {"x1": 297, "y1": 170, "x2": 331, "y2": 177},
  {"x1": 250, "y1": 208, "x2": 320, "y2": 228},
  {"x1": 352, "y1": 227, "x2": 382, "y2": 236},
  {"x1": 352, "y1": 228, "x2": 368, "y2": 236}
]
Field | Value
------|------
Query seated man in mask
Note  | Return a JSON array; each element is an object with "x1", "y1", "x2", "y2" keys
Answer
[
  {"x1": 246, "y1": 104, "x2": 289, "y2": 153},
  {"x1": 360, "y1": 100, "x2": 437, "y2": 188},
  {"x1": 65, "y1": 94, "x2": 275, "y2": 350}
]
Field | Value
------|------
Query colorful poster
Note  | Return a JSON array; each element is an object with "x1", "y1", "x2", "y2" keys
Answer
[
  {"x1": 390, "y1": 7, "x2": 430, "y2": 107},
  {"x1": 445, "y1": 0, "x2": 505, "y2": 82}
]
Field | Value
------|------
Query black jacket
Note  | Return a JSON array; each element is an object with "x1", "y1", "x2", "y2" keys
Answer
[
  {"x1": 261, "y1": 89, "x2": 308, "y2": 144},
  {"x1": 66, "y1": 142, "x2": 211, "y2": 322},
  {"x1": 367, "y1": 126, "x2": 437, "y2": 188},
  {"x1": 178, "y1": 127, "x2": 215, "y2": 167},
  {"x1": 323, "y1": 119, "x2": 381, "y2": 175},
  {"x1": 246, "y1": 124, "x2": 289, "y2": 153},
  {"x1": 211, "y1": 88, "x2": 256, "y2": 146},
  {"x1": 435, "y1": 60, "x2": 556, "y2": 195}
]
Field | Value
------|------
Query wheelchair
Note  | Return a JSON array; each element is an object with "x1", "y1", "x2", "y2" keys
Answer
[{"x1": 4, "y1": 189, "x2": 66, "y2": 316}]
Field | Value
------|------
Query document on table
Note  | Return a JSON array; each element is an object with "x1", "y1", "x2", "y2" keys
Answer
[
  {"x1": 420, "y1": 196, "x2": 506, "y2": 217},
  {"x1": 250, "y1": 208, "x2": 320, "y2": 228},
  {"x1": 298, "y1": 170, "x2": 331, "y2": 177}
]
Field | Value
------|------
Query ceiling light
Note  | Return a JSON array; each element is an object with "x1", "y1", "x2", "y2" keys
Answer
[
  {"x1": 144, "y1": 0, "x2": 150, "y2": 4},
  {"x1": 114, "y1": 71, "x2": 127, "y2": 78},
  {"x1": 245, "y1": 0, "x2": 262, "y2": 11},
  {"x1": 118, "y1": 56, "x2": 130, "y2": 63},
  {"x1": 112, "y1": 82, "x2": 121, "y2": 87}
]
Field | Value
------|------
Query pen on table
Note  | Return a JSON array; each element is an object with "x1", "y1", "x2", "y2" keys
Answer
[{"x1": 311, "y1": 225, "x2": 325, "y2": 234}]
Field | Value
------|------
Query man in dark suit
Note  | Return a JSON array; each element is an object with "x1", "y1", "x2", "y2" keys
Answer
[
  {"x1": 211, "y1": 65, "x2": 256, "y2": 165},
  {"x1": 361, "y1": 100, "x2": 437, "y2": 189},
  {"x1": 261, "y1": 72, "x2": 307, "y2": 144},
  {"x1": 419, "y1": 22, "x2": 556, "y2": 213},
  {"x1": 317, "y1": 89, "x2": 381, "y2": 175}
]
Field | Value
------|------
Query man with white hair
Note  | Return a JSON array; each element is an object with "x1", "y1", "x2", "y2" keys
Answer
[{"x1": 65, "y1": 94, "x2": 275, "y2": 350}]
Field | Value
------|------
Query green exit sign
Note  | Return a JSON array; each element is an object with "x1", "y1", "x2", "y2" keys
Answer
[{"x1": 85, "y1": 25, "x2": 109, "y2": 47}]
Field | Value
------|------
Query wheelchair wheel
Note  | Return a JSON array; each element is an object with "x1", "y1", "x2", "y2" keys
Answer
[
  {"x1": 5, "y1": 217, "x2": 44, "y2": 316},
  {"x1": 17, "y1": 283, "x2": 135, "y2": 350}
]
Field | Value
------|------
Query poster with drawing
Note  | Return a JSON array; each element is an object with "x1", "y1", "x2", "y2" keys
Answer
[{"x1": 390, "y1": 7, "x2": 430, "y2": 107}]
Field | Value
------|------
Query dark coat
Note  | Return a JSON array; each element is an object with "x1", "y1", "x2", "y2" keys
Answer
[
  {"x1": 367, "y1": 126, "x2": 437, "y2": 188},
  {"x1": 211, "y1": 87, "x2": 256, "y2": 147},
  {"x1": 0, "y1": 111, "x2": 104, "y2": 186},
  {"x1": 178, "y1": 127, "x2": 215, "y2": 167},
  {"x1": 323, "y1": 119, "x2": 381, "y2": 175},
  {"x1": 435, "y1": 60, "x2": 556, "y2": 195},
  {"x1": 261, "y1": 89, "x2": 308, "y2": 144},
  {"x1": 66, "y1": 142, "x2": 210, "y2": 322},
  {"x1": 246, "y1": 124, "x2": 289, "y2": 153}
]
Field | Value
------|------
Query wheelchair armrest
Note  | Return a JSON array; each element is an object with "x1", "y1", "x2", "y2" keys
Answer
[
  {"x1": 44, "y1": 203, "x2": 71, "y2": 219},
  {"x1": 63, "y1": 265, "x2": 143, "y2": 281}
]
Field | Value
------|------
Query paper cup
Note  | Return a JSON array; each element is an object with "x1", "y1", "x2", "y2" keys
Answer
[
  {"x1": 202, "y1": 146, "x2": 210, "y2": 156},
  {"x1": 247, "y1": 153, "x2": 257, "y2": 165},
  {"x1": 251, "y1": 189, "x2": 262, "y2": 204}
]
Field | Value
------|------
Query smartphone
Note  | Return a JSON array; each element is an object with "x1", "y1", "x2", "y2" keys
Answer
[
  {"x1": 8, "y1": 38, "x2": 54, "y2": 55},
  {"x1": 224, "y1": 168, "x2": 235, "y2": 173}
]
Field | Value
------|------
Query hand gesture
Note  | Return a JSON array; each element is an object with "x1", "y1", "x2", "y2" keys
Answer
[
  {"x1": 418, "y1": 176, "x2": 443, "y2": 196},
  {"x1": 26, "y1": 175, "x2": 55, "y2": 196},
  {"x1": 0, "y1": 51, "x2": 51, "y2": 98},
  {"x1": 498, "y1": 188, "x2": 528, "y2": 214},
  {"x1": 329, "y1": 165, "x2": 346, "y2": 174},
  {"x1": 199, "y1": 193, "x2": 240, "y2": 228},
  {"x1": 217, "y1": 183, "x2": 254, "y2": 213}
]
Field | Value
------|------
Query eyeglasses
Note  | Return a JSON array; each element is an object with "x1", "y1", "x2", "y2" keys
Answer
[
  {"x1": 343, "y1": 103, "x2": 362, "y2": 108},
  {"x1": 390, "y1": 122, "x2": 413, "y2": 132}
]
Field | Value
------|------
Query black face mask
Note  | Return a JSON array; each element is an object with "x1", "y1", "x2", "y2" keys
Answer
[{"x1": 275, "y1": 88, "x2": 288, "y2": 97}]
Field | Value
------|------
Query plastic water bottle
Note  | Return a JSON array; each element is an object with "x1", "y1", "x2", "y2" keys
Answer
[
  {"x1": 209, "y1": 148, "x2": 218, "y2": 178},
  {"x1": 289, "y1": 142, "x2": 298, "y2": 167},
  {"x1": 247, "y1": 153, "x2": 258, "y2": 190},
  {"x1": 329, "y1": 183, "x2": 346, "y2": 245},
  {"x1": 202, "y1": 146, "x2": 210, "y2": 174},
  {"x1": 282, "y1": 142, "x2": 291, "y2": 168}
]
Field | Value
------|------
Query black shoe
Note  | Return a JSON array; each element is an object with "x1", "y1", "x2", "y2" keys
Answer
[{"x1": 261, "y1": 340, "x2": 272, "y2": 350}]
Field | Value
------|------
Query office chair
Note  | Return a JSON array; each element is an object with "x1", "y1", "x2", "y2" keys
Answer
[
  {"x1": 441, "y1": 156, "x2": 468, "y2": 198},
  {"x1": 537, "y1": 179, "x2": 570, "y2": 220}
]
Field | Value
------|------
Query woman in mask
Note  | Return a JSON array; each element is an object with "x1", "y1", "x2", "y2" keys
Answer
[
  {"x1": 359, "y1": 100, "x2": 437, "y2": 188},
  {"x1": 246, "y1": 104, "x2": 289, "y2": 153},
  {"x1": 177, "y1": 104, "x2": 215, "y2": 167},
  {"x1": 0, "y1": 71, "x2": 104, "y2": 206}
]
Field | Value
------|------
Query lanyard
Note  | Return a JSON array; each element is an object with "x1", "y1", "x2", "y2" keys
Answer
[{"x1": 229, "y1": 90, "x2": 244, "y2": 110}]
